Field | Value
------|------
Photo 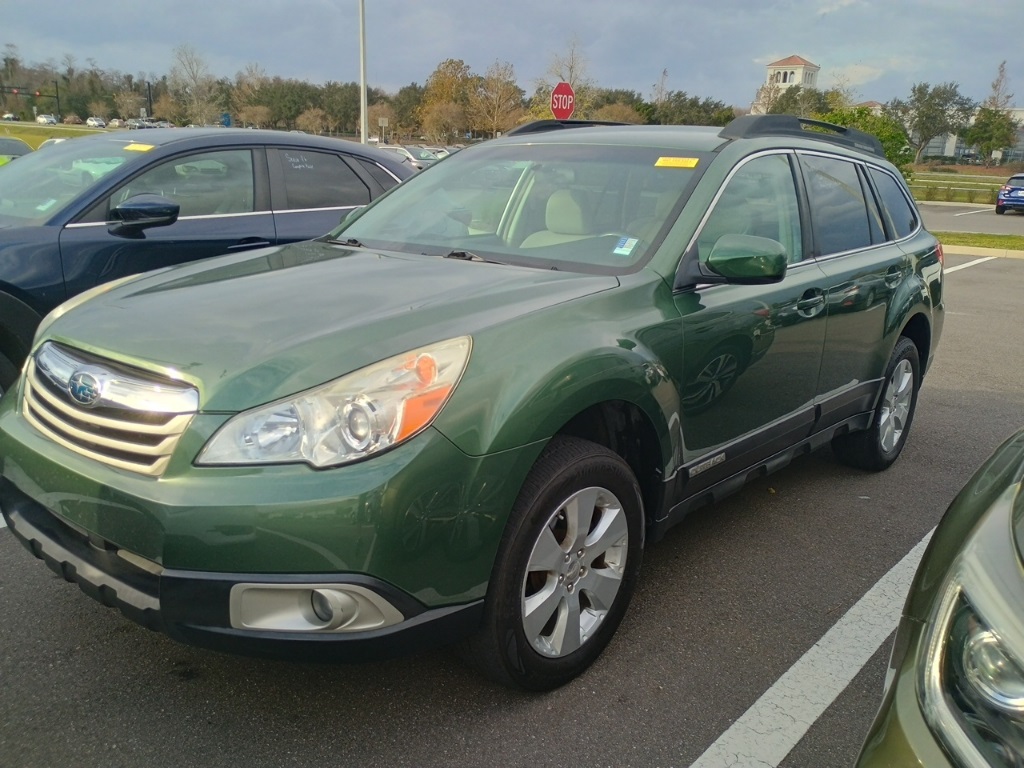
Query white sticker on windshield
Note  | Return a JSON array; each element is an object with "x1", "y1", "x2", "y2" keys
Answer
[
  {"x1": 35, "y1": 199, "x2": 58, "y2": 211},
  {"x1": 613, "y1": 237, "x2": 639, "y2": 257}
]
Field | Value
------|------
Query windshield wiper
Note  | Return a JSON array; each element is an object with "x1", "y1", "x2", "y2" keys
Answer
[
  {"x1": 443, "y1": 250, "x2": 506, "y2": 265},
  {"x1": 327, "y1": 237, "x2": 365, "y2": 248}
]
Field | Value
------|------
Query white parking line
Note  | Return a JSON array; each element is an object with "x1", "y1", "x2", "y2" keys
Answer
[
  {"x1": 690, "y1": 531, "x2": 934, "y2": 768},
  {"x1": 953, "y1": 209, "x2": 989, "y2": 217},
  {"x1": 945, "y1": 256, "x2": 998, "y2": 273}
]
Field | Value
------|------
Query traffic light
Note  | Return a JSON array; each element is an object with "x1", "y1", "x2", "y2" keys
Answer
[
  {"x1": 10, "y1": 88, "x2": 17, "y2": 95},
  {"x1": 34, "y1": 91, "x2": 40, "y2": 97}
]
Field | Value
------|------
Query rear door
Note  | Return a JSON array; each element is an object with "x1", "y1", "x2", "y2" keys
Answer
[
  {"x1": 267, "y1": 147, "x2": 384, "y2": 242},
  {"x1": 798, "y1": 153, "x2": 911, "y2": 426}
]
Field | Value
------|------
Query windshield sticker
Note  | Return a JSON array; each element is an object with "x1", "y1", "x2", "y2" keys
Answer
[
  {"x1": 613, "y1": 237, "x2": 639, "y2": 257},
  {"x1": 123, "y1": 143, "x2": 155, "y2": 152},
  {"x1": 655, "y1": 157, "x2": 699, "y2": 169},
  {"x1": 35, "y1": 199, "x2": 58, "y2": 212}
]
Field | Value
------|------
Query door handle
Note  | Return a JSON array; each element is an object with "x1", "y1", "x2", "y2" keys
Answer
[{"x1": 796, "y1": 289, "x2": 825, "y2": 317}]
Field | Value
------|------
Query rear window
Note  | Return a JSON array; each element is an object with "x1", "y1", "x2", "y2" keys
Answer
[{"x1": 1007, "y1": 176, "x2": 1024, "y2": 187}]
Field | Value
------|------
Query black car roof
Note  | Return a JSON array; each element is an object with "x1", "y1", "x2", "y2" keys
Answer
[{"x1": 71, "y1": 128, "x2": 414, "y2": 176}]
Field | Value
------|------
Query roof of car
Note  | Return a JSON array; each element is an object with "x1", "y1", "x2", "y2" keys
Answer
[
  {"x1": 494, "y1": 124, "x2": 729, "y2": 153},
  {"x1": 59, "y1": 128, "x2": 413, "y2": 175}
]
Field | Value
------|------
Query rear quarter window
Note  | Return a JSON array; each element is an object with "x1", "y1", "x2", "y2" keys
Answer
[{"x1": 869, "y1": 168, "x2": 918, "y2": 240}]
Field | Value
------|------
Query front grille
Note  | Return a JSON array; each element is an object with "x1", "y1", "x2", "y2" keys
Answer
[{"x1": 22, "y1": 343, "x2": 199, "y2": 477}]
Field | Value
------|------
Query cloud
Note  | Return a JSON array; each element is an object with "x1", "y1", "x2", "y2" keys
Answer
[
  {"x1": 827, "y1": 64, "x2": 884, "y2": 88},
  {"x1": 816, "y1": 0, "x2": 861, "y2": 16}
]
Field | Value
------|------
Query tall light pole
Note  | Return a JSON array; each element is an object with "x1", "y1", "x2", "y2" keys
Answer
[{"x1": 358, "y1": 0, "x2": 368, "y2": 144}]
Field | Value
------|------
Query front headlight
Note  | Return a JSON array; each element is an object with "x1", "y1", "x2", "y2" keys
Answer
[
  {"x1": 920, "y1": 482, "x2": 1024, "y2": 767},
  {"x1": 197, "y1": 336, "x2": 471, "y2": 468}
]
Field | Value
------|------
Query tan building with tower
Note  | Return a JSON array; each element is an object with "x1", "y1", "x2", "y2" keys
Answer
[{"x1": 751, "y1": 55, "x2": 821, "y2": 114}]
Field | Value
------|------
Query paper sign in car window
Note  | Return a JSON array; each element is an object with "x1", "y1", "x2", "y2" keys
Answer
[
  {"x1": 613, "y1": 237, "x2": 639, "y2": 257},
  {"x1": 655, "y1": 157, "x2": 699, "y2": 168},
  {"x1": 123, "y1": 143, "x2": 155, "y2": 152}
]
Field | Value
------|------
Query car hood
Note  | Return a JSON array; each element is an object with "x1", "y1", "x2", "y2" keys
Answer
[{"x1": 41, "y1": 240, "x2": 618, "y2": 411}]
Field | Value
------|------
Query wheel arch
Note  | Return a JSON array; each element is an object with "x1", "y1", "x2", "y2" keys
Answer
[
  {"x1": 556, "y1": 399, "x2": 668, "y2": 533},
  {"x1": 899, "y1": 312, "x2": 931, "y2": 375}
]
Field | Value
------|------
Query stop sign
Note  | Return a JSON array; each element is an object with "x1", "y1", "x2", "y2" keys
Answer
[{"x1": 550, "y1": 82, "x2": 576, "y2": 120}]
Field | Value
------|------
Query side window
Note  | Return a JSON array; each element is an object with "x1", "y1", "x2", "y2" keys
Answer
[
  {"x1": 113, "y1": 150, "x2": 254, "y2": 218},
  {"x1": 276, "y1": 149, "x2": 371, "y2": 210},
  {"x1": 800, "y1": 155, "x2": 873, "y2": 256},
  {"x1": 698, "y1": 153, "x2": 803, "y2": 264},
  {"x1": 869, "y1": 168, "x2": 918, "y2": 240},
  {"x1": 355, "y1": 157, "x2": 400, "y2": 192},
  {"x1": 862, "y1": 166, "x2": 886, "y2": 244}
]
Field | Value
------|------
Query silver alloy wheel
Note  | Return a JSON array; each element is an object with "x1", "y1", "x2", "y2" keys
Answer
[
  {"x1": 879, "y1": 359, "x2": 914, "y2": 453},
  {"x1": 521, "y1": 486, "x2": 629, "y2": 658}
]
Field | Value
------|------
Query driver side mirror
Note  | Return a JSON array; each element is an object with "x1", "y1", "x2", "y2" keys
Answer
[
  {"x1": 675, "y1": 234, "x2": 788, "y2": 289},
  {"x1": 108, "y1": 194, "x2": 180, "y2": 238}
]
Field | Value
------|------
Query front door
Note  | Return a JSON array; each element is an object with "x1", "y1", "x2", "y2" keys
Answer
[{"x1": 674, "y1": 152, "x2": 828, "y2": 472}]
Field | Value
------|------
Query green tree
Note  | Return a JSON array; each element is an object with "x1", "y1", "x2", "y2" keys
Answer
[
  {"x1": 816, "y1": 106, "x2": 912, "y2": 176},
  {"x1": 466, "y1": 60, "x2": 524, "y2": 137},
  {"x1": 654, "y1": 91, "x2": 732, "y2": 126},
  {"x1": 769, "y1": 86, "x2": 830, "y2": 117},
  {"x1": 884, "y1": 82, "x2": 976, "y2": 164},
  {"x1": 592, "y1": 102, "x2": 644, "y2": 124},
  {"x1": 963, "y1": 61, "x2": 1019, "y2": 163},
  {"x1": 390, "y1": 83, "x2": 424, "y2": 138}
]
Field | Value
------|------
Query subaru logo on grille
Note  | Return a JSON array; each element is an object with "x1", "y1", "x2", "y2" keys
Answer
[{"x1": 68, "y1": 370, "x2": 102, "y2": 407}]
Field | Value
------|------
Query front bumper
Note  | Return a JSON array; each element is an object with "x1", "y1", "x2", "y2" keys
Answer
[
  {"x1": 2, "y1": 477, "x2": 484, "y2": 661},
  {"x1": 0, "y1": 390, "x2": 544, "y2": 660}
]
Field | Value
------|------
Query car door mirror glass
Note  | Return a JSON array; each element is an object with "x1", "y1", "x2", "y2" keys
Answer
[{"x1": 705, "y1": 234, "x2": 788, "y2": 284}]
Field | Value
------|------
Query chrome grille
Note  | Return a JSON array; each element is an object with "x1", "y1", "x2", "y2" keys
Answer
[{"x1": 22, "y1": 342, "x2": 199, "y2": 477}]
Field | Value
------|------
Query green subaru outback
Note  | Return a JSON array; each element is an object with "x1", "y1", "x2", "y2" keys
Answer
[{"x1": 0, "y1": 116, "x2": 943, "y2": 690}]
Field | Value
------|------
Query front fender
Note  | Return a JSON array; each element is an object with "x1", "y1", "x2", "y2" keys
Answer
[{"x1": 433, "y1": 275, "x2": 682, "y2": 477}]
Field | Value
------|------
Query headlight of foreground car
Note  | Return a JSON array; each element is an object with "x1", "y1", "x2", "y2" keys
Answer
[
  {"x1": 197, "y1": 336, "x2": 471, "y2": 468},
  {"x1": 920, "y1": 482, "x2": 1024, "y2": 766}
]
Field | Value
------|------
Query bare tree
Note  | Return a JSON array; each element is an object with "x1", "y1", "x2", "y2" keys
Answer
[
  {"x1": 467, "y1": 60, "x2": 524, "y2": 137},
  {"x1": 167, "y1": 44, "x2": 220, "y2": 126},
  {"x1": 113, "y1": 89, "x2": 143, "y2": 120},
  {"x1": 533, "y1": 37, "x2": 595, "y2": 118},
  {"x1": 984, "y1": 60, "x2": 1014, "y2": 110}
]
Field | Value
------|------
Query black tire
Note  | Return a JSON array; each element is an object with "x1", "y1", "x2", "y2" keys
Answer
[
  {"x1": 832, "y1": 336, "x2": 920, "y2": 471},
  {"x1": 462, "y1": 436, "x2": 644, "y2": 691},
  {"x1": 996, "y1": 205, "x2": 1006, "y2": 215}
]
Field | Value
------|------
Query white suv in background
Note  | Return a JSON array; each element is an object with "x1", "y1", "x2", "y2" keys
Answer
[{"x1": 86, "y1": 116, "x2": 106, "y2": 128}]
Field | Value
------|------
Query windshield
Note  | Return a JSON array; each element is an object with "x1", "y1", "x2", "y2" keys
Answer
[
  {"x1": 332, "y1": 142, "x2": 707, "y2": 274},
  {"x1": 0, "y1": 138, "x2": 30, "y2": 156},
  {"x1": 0, "y1": 134, "x2": 151, "y2": 225}
]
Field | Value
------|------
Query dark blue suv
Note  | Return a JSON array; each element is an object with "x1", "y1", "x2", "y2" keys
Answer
[
  {"x1": 996, "y1": 173, "x2": 1024, "y2": 214},
  {"x1": 0, "y1": 128, "x2": 414, "y2": 391}
]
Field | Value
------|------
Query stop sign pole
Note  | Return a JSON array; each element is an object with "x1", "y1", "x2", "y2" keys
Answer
[{"x1": 550, "y1": 82, "x2": 576, "y2": 120}]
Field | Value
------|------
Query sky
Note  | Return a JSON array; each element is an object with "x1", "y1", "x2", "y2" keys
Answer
[{"x1": 1, "y1": 0, "x2": 1020, "y2": 109}]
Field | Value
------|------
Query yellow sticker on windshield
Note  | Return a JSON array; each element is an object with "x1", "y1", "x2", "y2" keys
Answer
[
  {"x1": 655, "y1": 157, "x2": 699, "y2": 168},
  {"x1": 123, "y1": 143, "x2": 155, "y2": 152}
]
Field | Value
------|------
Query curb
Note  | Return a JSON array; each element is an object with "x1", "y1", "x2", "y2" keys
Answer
[{"x1": 941, "y1": 244, "x2": 1024, "y2": 260}]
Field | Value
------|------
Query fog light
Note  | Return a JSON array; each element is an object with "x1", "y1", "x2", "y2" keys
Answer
[
  {"x1": 309, "y1": 588, "x2": 359, "y2": 630},
  {"x1": 963, "y1": 628, "x2": 1024, "y2": 714}
]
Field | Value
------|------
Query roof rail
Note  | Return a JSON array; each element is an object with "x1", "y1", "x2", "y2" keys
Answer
[
  {"x1": 504, "y1": 119, "x2": 629, "y2": 136},
  {"x1": 719, "y1": 114, "x2": 886, "y2": 159}
]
